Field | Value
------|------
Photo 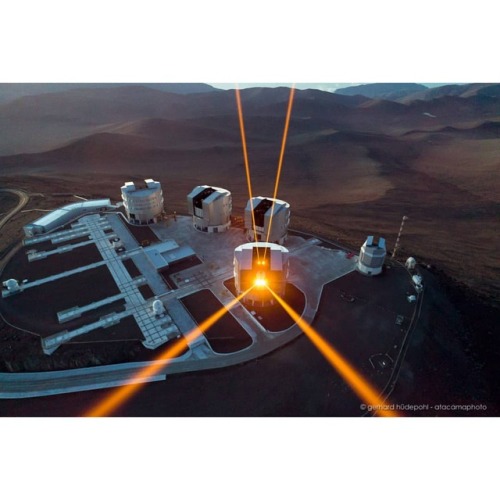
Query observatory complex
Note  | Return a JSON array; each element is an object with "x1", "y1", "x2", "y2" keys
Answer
[
  {"x1": 0, "y1": 174, "x2": 421, "y2": 408},
  {"x1": 121, "y1": 179, "x2": 164, "y2": 225},
  {"x1": 357, "y1": 236, "x2": 387, "y2": 276},
  {"x1": 244, "y1": 197, "x2": 290, "y2": 245},
  {"x1": 0, "y1": 80, "x2": 429, "y2": 417},
  {"x1": 233, "y1": 242, "x2": 289, "y2": 306},
  {"x1": 187, "y1": 185, "x2": 232, "y2": 233}
]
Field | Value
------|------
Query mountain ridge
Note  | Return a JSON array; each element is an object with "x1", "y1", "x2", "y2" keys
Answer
[
  {"x1": 336, "y1": 83, "x2": 428, "y2": 100},
  {"x1": 0, "y1": 82, "x2": 219, "y2": 104}
]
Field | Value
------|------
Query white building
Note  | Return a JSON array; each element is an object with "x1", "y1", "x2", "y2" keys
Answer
[
  {"x1": 244, "y1": 197, "x2": 290, "y2": 245},
  {"x1": 357, "y1": 236, "x2": 386, "y2": 276},
  {"x1": 234, "y1": 242, "x2": 289, "y2": 306},
  {"x1": 405, "y1": 257, "x2": 417, "y2": 270},
  {"x1": 187, "y1": 185, "x2": 232, "y2": 233},
  {"x1": 121, "y1": 179, "x2": 164, "y2": 225},
  {"x1": 23, "y1": 199, "x2": 112, "y2": 237}
]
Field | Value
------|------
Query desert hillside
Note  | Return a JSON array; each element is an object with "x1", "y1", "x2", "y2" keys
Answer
[{"x1": 0, "y1": 83, "x2": 498, "y2": 298}]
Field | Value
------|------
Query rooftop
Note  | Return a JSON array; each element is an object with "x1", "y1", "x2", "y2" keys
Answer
[
  {"x1": 27, "y1": 199, "x2": 111, "y2": 227},
  {"x1": 0, "y1": 211, "x2": 420, "y2": 406}
]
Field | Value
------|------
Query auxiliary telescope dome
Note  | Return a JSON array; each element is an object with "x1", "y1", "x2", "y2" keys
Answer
[
  {"x1": 357, "y1": 236, "x2": 386, "y2": 276},
  {"x1": 152, "y1": 299, "x2": 165, "y2": 315}
]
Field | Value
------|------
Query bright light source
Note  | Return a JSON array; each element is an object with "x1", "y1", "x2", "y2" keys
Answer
[
  {"x1": 254, "y1": 270, "x2": 267, "y2": 288},
  {"x1": 254, "y1": 277, "x2": 268, "y2": 288}
]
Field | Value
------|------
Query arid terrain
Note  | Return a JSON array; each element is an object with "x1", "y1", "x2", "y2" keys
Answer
[
  {"x1": 0, "y1": 84, "x2": 498, "y2": 298},
  {"x1": 0, "y1": 83, "x2": 498, "y2": 415}
]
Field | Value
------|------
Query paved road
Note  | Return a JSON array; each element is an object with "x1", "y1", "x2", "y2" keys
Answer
[
  {"x1": 0, "y1": 188, "x2": 29, "y2": 234},
  {"x1": 0, "y1": 189, "x2": 30, "y2": 271}
]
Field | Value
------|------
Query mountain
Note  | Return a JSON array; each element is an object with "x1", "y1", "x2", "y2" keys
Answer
[
  {"x1": 0, "y1": 84, "x2": 498, "y2": 155},
  {"x1": 403, "y1": 121, "x2": 500, "y2": 140},
  {"x1": 0, "y1": 86, "x2": 369, "y2": 155},
  {"x1": 335, "y1": 83, "x2": 428, "y2": 100},
  {"x1": 0, "y1": 83, "x2": 498, "y2": 299},
  {"x1": 334, "y1": 82, "x2": 500, "y2": 103},
  {"x1": 398, "y1": 83, "x2": 500, "y2": 103},
  {"x1": 0, "y1": 82, "x2": 219, "y2": 104}
]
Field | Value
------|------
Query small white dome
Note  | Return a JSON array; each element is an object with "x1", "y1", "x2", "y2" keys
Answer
[
  {"x1": 152, "y1": 299, "x2": 164, "y2": 315},
  {"x1": 5, "y1": 279, "x2": 20, "y2": 291},
  {"x1": 406, "y1": 257, "x2": 416, "y2": 269}
]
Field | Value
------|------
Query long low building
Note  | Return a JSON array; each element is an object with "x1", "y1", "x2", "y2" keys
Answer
[
  {"x1": 23, "y1": 199, "x2": 113, "y2": 237},
  {"x1": 144, "y1": 241, "x2": 196, "y2": 270}
]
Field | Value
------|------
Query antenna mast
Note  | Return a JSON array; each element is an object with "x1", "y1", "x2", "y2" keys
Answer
[{"x1": 392, "y1": 215, "x2": 408, "y2": 259}]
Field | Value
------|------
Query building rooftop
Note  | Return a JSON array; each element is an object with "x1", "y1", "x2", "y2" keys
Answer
[
  {"x1": 26, "y1": 199, "x2": 111, "y2": 228},
  {"x1": 121, "y1": 179, "x2": 161, "y2": 195}
]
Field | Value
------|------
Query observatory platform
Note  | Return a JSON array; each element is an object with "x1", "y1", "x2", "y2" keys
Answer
[{"x1": 0, "y1": 211, "x2": 420, "y2": 400}]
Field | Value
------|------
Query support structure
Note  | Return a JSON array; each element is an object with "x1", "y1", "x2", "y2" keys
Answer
[{"x1": 392, "y1": 216, "x2": 408, "y2": 259}]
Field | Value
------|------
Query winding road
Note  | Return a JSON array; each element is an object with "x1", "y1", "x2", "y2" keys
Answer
[
  {"x1": 0, "y1": 188, "x2": 29, "y2": 234},
  {"x1": 0, "y1": 188, "x2": 30, "y2": 271}
]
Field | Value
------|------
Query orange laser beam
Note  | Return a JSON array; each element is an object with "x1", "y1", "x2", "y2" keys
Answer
[
  {"x1": 235, "y1": 86, "x2": 260, "y2": 257},
  {"x1": 266, "y1": 285, "x2": 399, "y2": 417},
  {"x1": 85, "y1": 288, "x2": 253, "y2": 417},
  {"x1": 264, "y1": 85, "x2": 295, "y2": 259}
]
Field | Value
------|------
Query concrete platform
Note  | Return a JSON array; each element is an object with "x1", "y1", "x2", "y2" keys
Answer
[{"x1": 0, "y1": 213, "x2": 420, "y2": 402}]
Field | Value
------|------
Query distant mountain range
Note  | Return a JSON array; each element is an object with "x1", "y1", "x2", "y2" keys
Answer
[
  {"x1": 398, "y1": 83, "x2": 500, "y2": 102},
  {"x1": 0, "y1": 82, "x2": 219, "y2": 104},
  {"x1": 336, "y1": 82, "x2": 500, "y2": 102},
  {"x1": 0, "y1": 81, "x2": 498, "y2": 298},
  {"x1": 0, "y1": 84, "x2": 497, "y2": 156},
  {"x1": 335, "y1": 83, "x2": 428, "y2": 100},
  {"x1": 2, "y1": 82, "x2": 498, "y2": 108}
]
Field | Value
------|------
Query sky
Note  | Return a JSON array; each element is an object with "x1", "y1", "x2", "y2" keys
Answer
[
  {"x1": 210, "y1": 82, "x2": 362, "y2": 92},
  {"x1": 209, "y1": 83, "x2": 458, "y2": 92},
  {"x1": 2, "y1": 4, "x2": 495, "y2": 84}
]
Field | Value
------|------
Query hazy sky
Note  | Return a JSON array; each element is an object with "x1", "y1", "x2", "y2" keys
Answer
[
  {"x1": 209, "y1": 83, "x2": 456, "y2": 92},
  {"x1": 209, "y1": 83, "x2": 359, "y2": 92}
]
